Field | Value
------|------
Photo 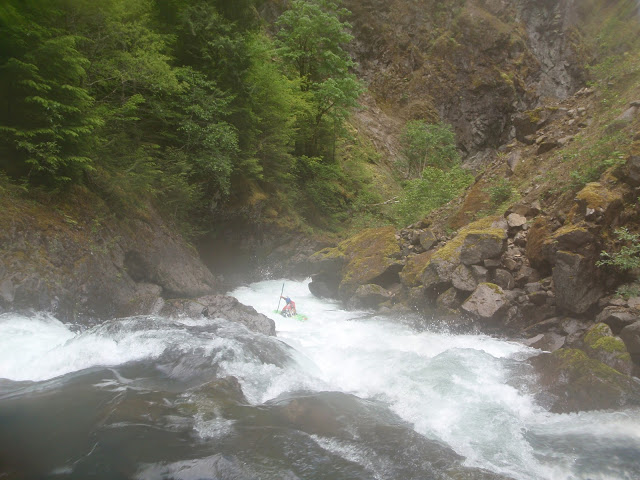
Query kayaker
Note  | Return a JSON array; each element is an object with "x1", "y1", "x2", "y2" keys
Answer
[{"x1": 280, "y1": 295, "x2": 296, "y2": 316}]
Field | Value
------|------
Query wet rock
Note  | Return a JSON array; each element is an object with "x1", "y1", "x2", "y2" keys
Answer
[
  {"x1": 461, "y1": 283, "x2": 508, "y2": 320},
  {"x1": 309, "y1": 274, "x2": 339, "y2": 299},
  {"x1": 583, "y1": 323, "x2": 634, "y2": 375},
  {"x1": 161, "y1": 295, "x2": 276, "y2": 336},
  {"x1": 530, "y1": 349, "x2": 640, "y2": 413},
  {"x1": 422, "y1": 255, "x2": 459, "y2": 292},
  {"x1": 349, "y1": 284, "x2": 393, "y2": 309},
  {"x1": 596, "y1": 306, "x2": 639, "y2": 334},
  {"x1": 553, "y1": 251, "x2": 602, "y2": 314}
]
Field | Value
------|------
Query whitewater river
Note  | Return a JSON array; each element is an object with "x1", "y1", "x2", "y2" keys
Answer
[{"x1": 1, "y1": 278, "x2": 639, "y2": 479}]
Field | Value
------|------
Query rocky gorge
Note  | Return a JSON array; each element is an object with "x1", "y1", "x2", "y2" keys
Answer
[{"x1": 2, "y1": 0, "x2": 640, "y2": 457}]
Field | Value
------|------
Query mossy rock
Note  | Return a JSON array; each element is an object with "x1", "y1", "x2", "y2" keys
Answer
[
  {"x1": 575, "y1": 182, "x2": 623, "y2": 213},
  {"x1": 400, "y1": 251, "x2": 434, "y2": 287},
  {"x1": 531, "y1": 348, "x2": 640, "y2": 413},
  {"x1": 583, "y1": 323, "x2": 633, "y2": 375},
  {"x1": 333, "y1": 226, "x2": 402, "y2": 300},
  {"x1": 525, "y1": 216, "x2": 554, "y2": 271}
]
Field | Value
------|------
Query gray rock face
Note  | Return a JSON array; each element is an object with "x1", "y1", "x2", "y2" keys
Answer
[
  {"x1": 161, "y1": 295, "x2": 276, "y2": 336},
  {"x1": 0, "y1": 208, "x2": 217, "y2": 322},
  {"x1": 553, "y1": 251, "x2": 601, "y2": 314},
  {"x1": 622, "y1": 155, "x2": 640, "y2": 187},
  {"x1": 460, "y1": 233, "x2": 507, "y2": 266},
  {"x1": 437, "y1": 287, "x2": 461, "y2": 311},
  {"x1": 461, "y1": 283, "x2": 507, "y2": 320}
]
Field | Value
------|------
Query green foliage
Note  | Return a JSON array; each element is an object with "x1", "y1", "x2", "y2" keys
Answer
[
  {"x1": 598, "y1": 227, "x2": 640, "y2": 271},
  {"x1": 393, "y1": 165, "x2": 473, "y2": 227},
  {"x1": 399, "y1": 120, "x2": 460, "y2": 178},
  {"x1": 0, "y1": 1, "x2": 100, "y2": 185},
  {"x1": 616, "y1": 283, "x2": 640, "y2": 300},
  {"x1": 487, "y1": 178, "x2": 514, "y2": 206},
  {"x1": 276, "y1": 0, "x2": 363, "y2": 158},
  {"x1": 0, "y1": 0, "x2": 367, "y2": 237}
]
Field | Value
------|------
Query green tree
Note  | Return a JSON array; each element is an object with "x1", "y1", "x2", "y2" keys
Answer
[
  {"x1": 275, "y1": 0, "x2": 363, "y2": 158},
  {"x1": 400, "y1": 120, "x2": 460, "y2": 178},
  {"x1": 0, "y1": 0, "x2": 100, "y2": 184}
]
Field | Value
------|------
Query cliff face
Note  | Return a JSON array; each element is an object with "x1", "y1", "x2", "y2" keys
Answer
[
  {"x1": 0, "y1": 186, "x2": 218, "y2": 322},
  {"x1": 345, "y1": 0, "x2": 587, "y2": 157}
]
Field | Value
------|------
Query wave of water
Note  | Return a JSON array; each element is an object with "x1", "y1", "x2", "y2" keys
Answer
[{"x1": 1, "y1": 278, "x2": 639, "y2": 480}]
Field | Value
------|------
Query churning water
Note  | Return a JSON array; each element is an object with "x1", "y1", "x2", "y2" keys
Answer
[{"x1": 1, "y1": 278, "x2": 639, "y2": 480}]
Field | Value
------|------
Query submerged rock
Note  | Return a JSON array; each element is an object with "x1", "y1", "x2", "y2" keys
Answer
[{"x1": 161, "y1": 295, "x2": 276, "y2": 336}]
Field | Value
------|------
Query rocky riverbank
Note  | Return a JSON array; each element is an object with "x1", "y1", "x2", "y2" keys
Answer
[{"x1": 306, "y1": 149, "x2": 640, "y2": 412}]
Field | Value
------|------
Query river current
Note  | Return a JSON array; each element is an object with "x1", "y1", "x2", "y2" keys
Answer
[{"x1": 1, "y1": 278, "x2": 639, "y2": 479}]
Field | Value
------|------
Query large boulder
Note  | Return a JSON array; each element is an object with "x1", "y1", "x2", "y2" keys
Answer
[
  {"x1": 451, "y1": 264, "x2": 478, "y2": 292},
  {"x1": 583, "y1": 323, "x2": 634, "y2": 375},
  {"x1": 309, "y1": 227, "x2": 402, "y2": 302},
  {"x1": 399, "y1": 251, "x2": 434, "y2": 288},
  {"x1": 553, "y1": 251, "x2": 602, "y2": 314},
  {"x1": 421, "y1": 216, "x2": 507, "y2": 293},
  {"x1": 620, "y1": 321, "x2": 640, "y2": 364},
  {"x1": 160, "y1": 295, "x2": 276, "y2": 336},
  {"x1": 461, "y1": 283, "x2": 508, "y2": 321},
  {"x1": 348, "y1": 284, "x2": 393, "y2": 309},
  {"x1": 531, "y1": 348, "x2": 640, "y2": 413}
]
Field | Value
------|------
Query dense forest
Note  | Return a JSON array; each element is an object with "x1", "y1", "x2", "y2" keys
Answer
[
  {"x1": 0, "y1": 0, "x2": 365, "y2": 234},
  {"x1": 1, "y1": 0, "x2": 478, "y2": 237}
]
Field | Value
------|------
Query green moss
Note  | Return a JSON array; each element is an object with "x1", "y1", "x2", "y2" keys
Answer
[
  {"x1": 400, "y1": 251, "x2": 434, "y2": 287},
  {"x1": 551, "y1": 224, "x2": 588, "y2": 240},
  {"x1": 584, "y1": 323, "x2": 631, "y2": 360},
  {"x1": 430, "y1": 216, "x2": 505, "y2": 262},
  {"x1": 575, "y1": 182, "x2": 619, "y2": 210},
  {"x1": 554, "y1": 348, "x2": 624, "y2": 379},
  {"x1": 483, "y1": 282, "x2": 504, "y2": 294}
]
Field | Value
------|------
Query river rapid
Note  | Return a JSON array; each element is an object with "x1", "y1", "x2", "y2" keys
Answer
[{"x1": 1, "y1": 278, "x2": 639, "y2": 480}]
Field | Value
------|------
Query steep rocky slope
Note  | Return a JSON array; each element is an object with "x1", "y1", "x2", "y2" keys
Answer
[{"x1": 306, "y1": 0, "x2": 640, "y2": 410}]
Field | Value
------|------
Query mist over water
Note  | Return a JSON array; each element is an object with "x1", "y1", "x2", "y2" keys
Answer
[{"x1": 1, "y1": 278, "x2": 639, "y2": 480}]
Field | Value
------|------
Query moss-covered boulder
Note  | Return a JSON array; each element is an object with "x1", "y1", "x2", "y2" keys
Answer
[
  {"x1": 313, "y1": 227, "x2": 402, "y2": 301},
  {"x1": 531, "y1": 348, "x2": 640, "y2": 413},
  {"x1": 400, "y1": 251, "x2": 433, "y2": 288},
  {"x1": 583, "y1": 323, "x2": 633, "y2": 375},
  {"x1": 459, "y1": 230, "x2": 507, "y2": 265},
  {"x1": 421, "y1": 217, "x2": 506, "y2": 293},
  {"x1": 574, "y1": 182, "x2": 624, "y2": 222}
]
